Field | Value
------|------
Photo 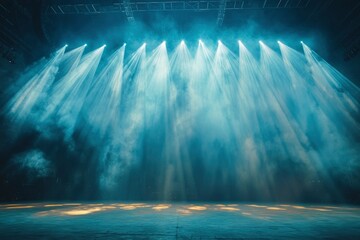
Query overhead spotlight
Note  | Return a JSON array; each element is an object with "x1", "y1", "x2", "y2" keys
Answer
[
  {"x1": 238, "y1": 40, "x2": 242, "y2": 44},
  {"x1": 300, "y1": 41, "x2": 304, "y2": 44},
  {"x1": 277, "y1": 40, "x2": 281, "y2": 44},
  {"x1": 84, "y1": 43, "x2": 87, "y2": 46},
  {"x1": 259, "y1": 40, "x2": 263, "y2": 44},
  {"x1": 199, "y1": 39, "x2": 203, "y2": 44},
  {"x1": 65, "y1": 44, "x2": 68, "y2": 47},
  {"x1": 123, "y1": 43, "x2": 127, "y2": 46},
  {"x1": 181, "y1": 40, "x2": 185, "y2": 44},
  {"x1": 218, "y1": 40, "x2": 222, "y2": 44},
  {"x1": 103, "y1": 44, "x2": 107, "y2": 47},
  {"x1": 143, "y1": 42, "x2": 146, "y2": 46},
  {"x1": 162, "y1": 41, "x2": 166, "y2": 44}
]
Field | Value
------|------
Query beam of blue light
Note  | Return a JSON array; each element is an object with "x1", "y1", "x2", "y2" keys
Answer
[
  {"x1": 41, "y1": 46, "x2": 105, "y2": 137},
  {"x1": 5, "y1": 46, "x2": 66, "y2": 127},
  {"x1": 4, "y1": 40, "x2": 360, "y2": 201}
]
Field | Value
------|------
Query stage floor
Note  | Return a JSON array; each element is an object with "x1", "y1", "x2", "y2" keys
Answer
[{"x1": 0, "y1": 202, "x2": 359, "y2": 239}]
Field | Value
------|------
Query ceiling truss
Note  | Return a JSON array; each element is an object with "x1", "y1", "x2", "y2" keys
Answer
[{"x1": 47, "y1": 0, "x2": 311, "y2": 15}]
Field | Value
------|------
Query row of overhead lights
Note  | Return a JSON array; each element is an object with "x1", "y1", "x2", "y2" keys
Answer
[{"x1": 63, "y1": 41, "x2": 305, "y2": 48}]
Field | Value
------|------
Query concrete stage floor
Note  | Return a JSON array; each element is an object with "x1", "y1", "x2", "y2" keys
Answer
[{"x1": 0, "y1": 202, "x2": 359, "y2": 239}]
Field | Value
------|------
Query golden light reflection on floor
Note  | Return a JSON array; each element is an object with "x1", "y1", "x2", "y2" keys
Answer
[
  {"x1": 293, "y1": 205, "x2": 306, "y2": 209},
  {"x1": 310, "y1": 208, "x2": 332, "y2": 212},
  {"x1": 62, "y1": 207, "x2": 103, "y2": 216},
  {"x1": 187, "y1": 206, "x2": 207, "y2": 211},
  {"x1": 5, "y1": 205, "x2": 35, "y2": 209},
  {"x1": 0, "y1": 203, "x2": 356, "y2": 218},
  {"x1": 266, "y1": 207, "x2": 286, "y2": 211},
  {"x1": 152, "y1": 204, "x2": 170, "y2": 211},
  {"x1": 44, "y1": 204, "x2": 64, "y2": 207},
  {"x1": 247, "y1": 204, "x2": 267, "y2": 208},
  {"x1": 218, "y1": 206, "x2": 240, "y2": 211},
  {"x1": 177, "y1": 209, "x2": 192, "y2": 215}
]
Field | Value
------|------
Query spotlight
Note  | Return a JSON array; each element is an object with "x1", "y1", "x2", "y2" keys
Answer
[
  {"x1": 300, "y1": 41, "x2": 304, "y2": 44},
  {"x1": 124, "y1": 43, "x2": 127, "y2": 46},
  {"x1": 84, "y1": 43, "x2": 87, "y2": 46},
  {"x1": 218, "y1": 40, "x2": 222, "y2": 44},
  {"x1": 143, "y1": 42, "x2": 146, "y2": 46},
  {"x1": 65, "y1": 44, "x2": 68, "y2": 47},
  {"x1": 199, "y1": 39, "x2": 203, "y2": 44},
  {"x1": 103, "y1": 44, "x2": 107, "y2": 47},
  {"x1": 162, "y1": 41, "x2": 166, "y2": 44},
  {"x1": 277, "y1": 40, "x2": 281, "y2": 44},
  {"x1": 238, "y1": 40, "x2": 242, "y2": 44},
  {"x1": 181, "y1": 40, "x2": 185, "y2": 45},
  {"x1": 259, "y1": 40, "x2": 263, "y2": 44}
]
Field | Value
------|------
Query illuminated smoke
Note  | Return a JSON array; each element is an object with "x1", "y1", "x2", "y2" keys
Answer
[{"x1": 3, "y1": 41, "x2": 360, "y2": 201}]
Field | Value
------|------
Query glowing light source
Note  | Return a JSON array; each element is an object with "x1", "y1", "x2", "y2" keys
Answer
[
  {"x1": 277, "y1": 40, "x2": 281, "y2": 44},
  {"x1": 218, "y1": 40, "x2": 222, "y2": 44},
  {"x1": 181, "y1": 40, "x2": 185, "y2": 45},
  {"x1": 300, "y1": 40, "x2": 304, "y2": 44},
  {"x1": 65, "y1": 44, "x2": 68, "y2": 47},
  {"x1": 84, "y1": 44, "x2": 87, "y2": 46},
  {"x1": 103, "y1": 44, "x2": 107, "y2": 47},
  {"x1": 259, "y1": 40, "x2": 263, "y2": 44}
]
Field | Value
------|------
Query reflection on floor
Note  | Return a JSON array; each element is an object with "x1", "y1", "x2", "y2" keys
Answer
[{"x1": 0, "y1": 202, "x2": 359, "y2": 239}]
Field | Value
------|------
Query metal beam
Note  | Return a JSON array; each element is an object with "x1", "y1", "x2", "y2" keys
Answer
[
  {"x1": 45, "y1": 0, "x2": 311, "y2": 14},
  {"x1": 216, "y1": 0, "x2": 227, "y2": 27},
  {"x1": 123, "y1": 0, "x2": 135, "y2": 22}
]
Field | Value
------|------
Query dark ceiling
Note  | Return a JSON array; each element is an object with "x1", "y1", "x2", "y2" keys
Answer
[{"x1": 0, "y1": 0, "x2": 359, "y2": 82}]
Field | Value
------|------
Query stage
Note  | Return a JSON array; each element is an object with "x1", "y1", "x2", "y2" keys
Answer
[{"x1": 1, "y1": 202, "x2": 359, "y2": 239}]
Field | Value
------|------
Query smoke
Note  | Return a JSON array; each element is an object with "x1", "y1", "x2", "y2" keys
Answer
[
  {"x1": 0, "y1": 13, "x2": 359, "y2": 203},
  {"x1": 12, "y1": 149, "x2": 51, "y2": 178}
]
